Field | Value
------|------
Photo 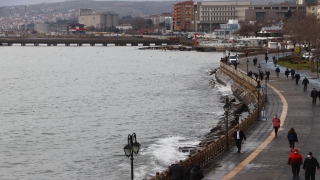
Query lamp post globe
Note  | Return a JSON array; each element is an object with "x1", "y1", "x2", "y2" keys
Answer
[
  {"x1": 132, "y1": 141, "x2": 141, "y2": 154},
  {"x1": 124, "y1": 144, "x2": 133, "y2": 158}
]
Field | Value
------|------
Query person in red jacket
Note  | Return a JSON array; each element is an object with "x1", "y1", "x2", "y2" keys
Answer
[
  {"x1": 272, "y1": 115, "x2": 281, "y2": 136},
  {"x1": 288, "y1": 148, "x2": 303, "y2": 178}
]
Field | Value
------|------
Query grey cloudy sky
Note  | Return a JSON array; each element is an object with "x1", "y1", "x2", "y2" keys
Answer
[{"x1": 1, "y1": 0, "x2": 66, "y2": 6}]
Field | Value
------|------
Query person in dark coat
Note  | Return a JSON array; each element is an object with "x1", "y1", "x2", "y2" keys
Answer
[
  {"x1": 285, "y1": 68, "x2": 290, "y2": 78},
  {"x1": 290, "y1": 69, "x2": 296, "y2": 80},
  {"x1": 318, "y1": 89, "x2": 320, "y2": 102},
  {"x1": 185, "y1": 163, "x2": 193, "y2": 180},
  {"x1": 302, "y1": 77, "x2": 309, "y2": 91},
  {"x1": 259, "y1": 71, "x2": 264, "y2": 81},
  {"x1": 253, "y1": 57, "x2": 258, "y2": 66},
  {"x1": 303, "y1": 152, "x2": 320, "y2": 180},
  {"x1": 275, "y1": 67, "x2": 280, "y2": 77},
  {"x1": 295, "y1": 73, "x2": 300, "y2": 85},
  {"x1": 190, "y1": 164, "x2": 204, "y2": 180},
  {"x1": 265, "y1": 70, "x2": 270, "y2": 81},
  {"x1": 310, "y1": 88, "x2": 318, "y2": 104},
  {"x1": 288, "y1": 148, "x2": 303, "y2": 178},
  {"x1": 287, "y1": 128, "x2": 298, "y2": 149},
  {"x1": 169, "y1": 160, "x2": 185, "y2": 180},
  {"x1": 265, "y1": 56, "x2": 268, "y2": 63},
  {"x1": 233, "y1": 126, "x2": 246, "y2": 153},
  {"x1": 253, "y1": 72, "x2": 259, "y2": 81}
]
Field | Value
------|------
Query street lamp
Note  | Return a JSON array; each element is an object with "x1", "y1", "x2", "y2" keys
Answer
[
  {"x1": 317, "y1": 57, "x2": 319, "y2": 79},
  {"x1": 265, "y1": 73, "x2": 268, "y2": 102},
  {"x1": 255, "y1": 81, "x2": 262, "y2": 121},
  {"x1": 258, "y1": 63, "x2": 261, "y2": 80},
  {"x1": 223, "y1": 99, "x2": 230, "y2": 151},
  {"x1": 210, "y1": 9, "x2": 212, "y2": 41},
  {"x1": 247, "y1": 58, "x2": 249, "y2": 74},
  {"x1": 124, "y1": 133, "x2": 141, "y2": 180}
]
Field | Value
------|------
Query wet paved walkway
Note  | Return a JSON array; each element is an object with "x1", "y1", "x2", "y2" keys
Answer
[{"x1": 202, "y1": 53, "x2": 320, "y2": 179}]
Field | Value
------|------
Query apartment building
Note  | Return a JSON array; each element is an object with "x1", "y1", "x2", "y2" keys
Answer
[
  {"x1": 78, "y1": 9, "x2": 119, "y2": 30},
  {"x1": 173, "y1": 1, "x2": 194, "y2": 31},
  {"x1": 245, "y1": 4, "x2": 305, "y2": 21},
  {"x1": 193, "y1": 1, "x2": 251, "y2": 32}
]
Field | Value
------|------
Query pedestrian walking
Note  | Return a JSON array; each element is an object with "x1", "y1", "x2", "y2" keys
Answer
[
  {"x1": 272, "y1": 115, "x2": 280, "y2": 136},
  {"x1": 248, "y1": 71, "x2": 253, "y2": 78},
  {"x1": 290, "y1": 69, "x2": 296, "y2": 80},
  {"x1": 190, "y1": 164, "x2": 204, "y2": 180},
  {"x1": 265, "y1": 70, "x2": 270, "y2": 81},
  {"x1": 285, "y1": 68, "x2": 290, "y2": 79},
  {"x1": 185, "y1": 163, "x2": 193, "y2": 180},
  {"x1": 275, "y1": 67, "x2": 280, "y2": 77},
  {"x1": 287, "y1": 128, "x2": 298, "y2": 149},
  {"x1": 302, "y1": 77, "x2": 309, "y2": 91},
  {"x1": 303, "y1": 152, "x2": 320, "y2": 180},
  {"x1": 265, "y1": 56, "x2": 268, "y2": 63},
  {"x1": 310, "y1": 88, "x2": 318, "y2": 104},
  {"x1": 253, "y1": 57, "x2": 257, "y2": 66},
  {"x1": 288, "y1": 148, "x2": 303, "y2": 178},
  {"x1": 245, "y1": 50, "x2": 248, "y2": 57},
  {"x1": 259, "y1": 71, "x2": 264, "y2": 81},
  {"x1": 169, "y1": 160, "x2": 185, "y2": 180},
  {"x1": 233, "y1": 63, "x2": 237, "y2": 70},
  {"x1": 233, "y1": 126, "x2": 246, "y2": 153},
  {"x1": 318, "y1": 89, "x2": 320, "y2": 103},
  {"x1": 295, "y1": 73, "x2": 301, "y2": 85},
  {"x1": 265, "y1": 51, "x2": 268, "y2": 57},
  {"x1": 253, "y1": 72, "x2": 259, "y2": 81}
]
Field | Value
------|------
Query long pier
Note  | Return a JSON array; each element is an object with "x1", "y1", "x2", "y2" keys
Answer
[{"x1": 0, "y1": 37, "x2": 176, "y2": 46}]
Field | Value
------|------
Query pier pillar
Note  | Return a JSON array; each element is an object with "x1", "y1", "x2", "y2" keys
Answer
[
  {"x1": 34, "y1": 43, "x2": 39, "y2": 46},
  {"x1": 78, "y1": 43, "x2": 82, "y2": 46},
  {"x1": 47, "y1": 43, "x2": 52, "y2": 46},
  {"x1": 131, "y1": 43, "x2": 138, "y2": 46},
  {"x1": 120, "y1": 43, "x2": 126, "y2": 46},
  {"x1": 155, "y1": 42, "x2": 162, "y2": 46},
  {"x1": 65, "y1": 43, "x2": 70, "y2": 46},
  {"x1": 90, "y1": 43, "x2": 95, "y2": 46},
  {"x1": 143, "y1": 43, "x2": 150, "y2": 46},
  {"x1": 21, "y1": 43, "x2": 26, "y2": 46},
  {"x1": 53, "y1": 43, "x2": 57, "y2": 46},
  {"x1": 102, "y1": 43, "x2": 108, "y2": 46},
  {"x1": 8, "y1": 43, "x2": 13, "y2": 46}
]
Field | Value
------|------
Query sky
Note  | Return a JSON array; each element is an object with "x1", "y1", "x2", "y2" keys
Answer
[{"x1": 1, "y1": 0, "x2": 66, "y2": 6}]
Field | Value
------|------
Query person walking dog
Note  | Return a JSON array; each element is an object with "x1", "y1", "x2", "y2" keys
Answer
[
  {"x1": 233, "y1": 126, "x2": 246, "y2": 153},
  {"x1": 272, "y1": 115, "x2": 281, "y2": 136}
]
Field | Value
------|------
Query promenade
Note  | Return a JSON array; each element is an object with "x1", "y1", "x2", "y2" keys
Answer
[{"x1": 202, "y1": 53, "x2": 320, "y2": 179}]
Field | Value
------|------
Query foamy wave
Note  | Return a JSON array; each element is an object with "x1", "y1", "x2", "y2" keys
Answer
[{"x1": 217, "y1": 83, "x2": 232, "y2": 96}]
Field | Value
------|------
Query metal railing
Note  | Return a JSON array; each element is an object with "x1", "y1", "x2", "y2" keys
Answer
[{"x1": 149, "y1": 62, "x2": 265, "y2": 180}]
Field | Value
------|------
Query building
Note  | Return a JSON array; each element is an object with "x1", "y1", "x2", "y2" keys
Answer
[
  {"x1": 245, "y1": 4, "x2": 305, "y2": 21},
  {"x1": 173, "y1": 1, "x2": 194, "y2": 31},
  {"x1": 193, "y1": 2, "x2": 305, "y2": 32},
  {"x1": 193, "y1": 1, "x2": 251, "y2": 32},
  {"x1": 305, "y1": 0, "x2": 317, "y2": 4},
  {"x1": 35, "y1": 23, "x2": 50, "y2": 33},
  {"x1": 215, "y1": 20, "x2": 239, "y2": 36},
  {"x1": 78, "y1": 9, "x2": 119, "y2": 31}
]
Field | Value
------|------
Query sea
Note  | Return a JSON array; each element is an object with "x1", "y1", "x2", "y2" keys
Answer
[{"x1": 0, "y1": 44, "x2": 232, "y2": 180}]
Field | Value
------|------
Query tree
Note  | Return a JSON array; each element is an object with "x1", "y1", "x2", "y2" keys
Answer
[{"x1": 120, "y1": 15, "x2": 134, "y2": 25}]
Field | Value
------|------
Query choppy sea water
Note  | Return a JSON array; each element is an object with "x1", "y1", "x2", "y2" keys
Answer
[{"x1": 0, "y1": 45, "x2": 232, "y2": 180}]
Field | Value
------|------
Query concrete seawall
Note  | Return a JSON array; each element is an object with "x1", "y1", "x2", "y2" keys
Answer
[{"x1": 215, "y1": 68, "x2": 257, "y2": 111}]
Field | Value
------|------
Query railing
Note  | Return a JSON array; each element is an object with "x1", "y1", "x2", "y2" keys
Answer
[{"x1": 149, "y1": 63, "x2": 265, "y2": 180}]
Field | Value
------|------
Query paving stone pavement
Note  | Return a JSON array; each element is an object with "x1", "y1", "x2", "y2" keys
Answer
[{"x1": 202, "y1": 53, "x2": 320, "y2": 180}]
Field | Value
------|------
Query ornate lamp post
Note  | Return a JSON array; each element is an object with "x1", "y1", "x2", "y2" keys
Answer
[
  {"x1": 255, "y1": 81, "x2": 262, "y2": 121},
  {"x1": 223, "y1": 99, "x2": 230, "y2": 151},
  {"x1": 210, "y1": 9, "x2": 212, "y2": 41},
  {"x1": 124, "y1": 133, "x2": 141, "y2": 180}
]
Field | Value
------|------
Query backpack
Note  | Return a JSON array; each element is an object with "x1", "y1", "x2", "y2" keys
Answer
[{"x1": 289, "y1": 133, "x2": 295, "y2": 140}]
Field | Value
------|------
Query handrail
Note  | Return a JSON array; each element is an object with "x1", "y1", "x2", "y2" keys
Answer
[{"x1": 149, "y1": 62, "x2": 265, "y2": 180}]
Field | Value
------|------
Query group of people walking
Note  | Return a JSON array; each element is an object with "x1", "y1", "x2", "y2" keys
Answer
[{"x1": 169, "y1": 161, "x2": 204, "y2": 180}]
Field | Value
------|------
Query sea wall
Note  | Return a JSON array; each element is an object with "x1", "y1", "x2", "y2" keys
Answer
[
  {"x1": 215, "y1": 69, "x2": 257, "y2": 110},
  {"x1": 149, "y1": 62, "x2": 264, "y2": 180}
]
